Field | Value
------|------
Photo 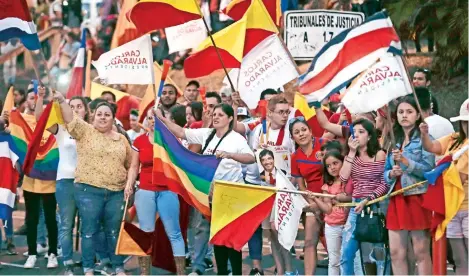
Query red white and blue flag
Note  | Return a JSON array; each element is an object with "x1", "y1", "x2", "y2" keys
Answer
[
  {"x1": 298, "y1": 11, "x2": 400, "y2": 103},
  {"x1": 66, "y1": 30, "x2": 87, "y2": 99},
  {"x1": 0, "y1": 134, "x2": 19, "y2": 220},
  {"x1": 0, "y1": 0, "x2": 41, "y2": 50}
]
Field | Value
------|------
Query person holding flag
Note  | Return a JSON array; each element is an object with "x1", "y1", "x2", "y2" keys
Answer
[
  {"x1": 384, "y1": 96, "x2": 435, "y2": 275},
  {"x1": 420, "y1": 98, "x2": 469, "y2": 275},
  {"x1": 156, "y1": 103, "x2": 255, "y2": 276},
  {"x1": 34, "y1": 87, "x2": 90, "y2": 275},
  {"x1": 51, "y1": 91, "x2": 132, "y2": 276}
]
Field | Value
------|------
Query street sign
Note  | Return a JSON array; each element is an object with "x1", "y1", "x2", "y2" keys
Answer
[{"x1": 284, "y1": 10, "x2": 365, "y2": 61}]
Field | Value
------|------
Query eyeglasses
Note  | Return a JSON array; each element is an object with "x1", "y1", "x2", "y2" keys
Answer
[{"x1": 288, "y1": 116, "x2": 306, "y2": 126}]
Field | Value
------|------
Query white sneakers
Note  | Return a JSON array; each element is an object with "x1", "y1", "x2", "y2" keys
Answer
[
  {"x1": 47, "y1": 253, "x2": 59, "y2": 268},
  {"x1": 24, "y1": 255, "x2": 37, "y2": 269},
  {"x1": 23, "y1": 244, "x2": 49, "y2": 257},
  {"x1": 23, "y1": 253, "x2": 59, "y2": 269}
]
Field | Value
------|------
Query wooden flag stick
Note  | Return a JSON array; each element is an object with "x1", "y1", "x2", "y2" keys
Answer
[{"x1": 194, "y1": 2, "x2": 236, "y2": 93}]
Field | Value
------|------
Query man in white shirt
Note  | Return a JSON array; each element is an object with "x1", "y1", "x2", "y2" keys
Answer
[{"x1": 415, "y1": 87, "x2": 454, "y2": 139}]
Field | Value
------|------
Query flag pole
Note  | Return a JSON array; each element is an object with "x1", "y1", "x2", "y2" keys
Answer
[
  {"x1": 399, "y1": 56, "x2": 425, "y2": 117},
  {"x1": 385, "y1": 104, "x2": 396, "y2": 149},
  {"x1": 194, "y1": 1, "x2": 236, "y2": 93}
]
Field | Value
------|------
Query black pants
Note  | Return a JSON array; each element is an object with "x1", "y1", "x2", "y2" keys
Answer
[
  {"x1": 214, "y1": 245, "x2": 242, "y2": 275},
  {"x1": 24, "y1": 191, "x2": 58, "y2": 256}
]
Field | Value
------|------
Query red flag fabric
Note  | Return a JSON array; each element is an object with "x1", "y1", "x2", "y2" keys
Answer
[
  {"x1": 116, "y1": 95, "x2": 140, "y2": 130},
  {"x1": 66, "y1": 31, "x2": 86, "y2": 99}
]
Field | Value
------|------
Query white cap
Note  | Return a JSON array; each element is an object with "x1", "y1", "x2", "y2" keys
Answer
[
  {"x1": 237, "y1": 107, "x2": 249, "y2": 117},
  {"x1": 450, "y1": 99, "x2": 469, "y2": 122}
]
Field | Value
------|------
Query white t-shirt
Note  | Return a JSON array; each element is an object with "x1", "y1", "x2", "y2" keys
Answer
[
  {"x1": 250, "y1": 123, "x2": 295, "y2": 155},
  {"x1": 126, "y1": 129, "x2": 144, "y2": 144},
  {"x1": 55, "y1": 125, "x2": 77, "y2": 180},
  {"x1": 426, "y1": 114, "x2": 455, "y2": 139},
  {"x1": 185, "y1": 128, "x2": 254, "y2": 183}
]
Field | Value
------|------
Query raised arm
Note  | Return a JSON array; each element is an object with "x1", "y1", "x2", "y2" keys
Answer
[
  {"x1": 420, "y1": 122, "x2": 443, "y2": 154},
  {"x1": 314, "y1": 106, "x2": 343, "y2": 137},
  {"x1": 155, "y1": 108, "x2": 186, "y2": 140},
  {"x1": 339, "y1": 137, "x2": 358, "y2": 182}
]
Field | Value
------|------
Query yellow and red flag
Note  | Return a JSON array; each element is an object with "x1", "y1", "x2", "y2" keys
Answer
[
  {"x1": 242, "y1": 0, "x2": 279, "y2": 55},
  {"x1": 127, "y1": 0, "x2": 202, "y2": 34},
  {"x1": 223, "y1": 0, "x2": 281, "y2": 27},
  {"x1": 210, "y1": 181, "x2": 275, "y2": 250},
  {"x1": 183, "y1": 16, "x2": 247, "y2": 78},
  {"x1": 111, "y1": 0, "x2": 142, "y2": 49}
]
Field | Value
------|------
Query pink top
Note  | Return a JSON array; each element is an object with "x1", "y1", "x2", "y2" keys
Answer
[{"x1": 321, "y1": 182, "x2": 349, "y2": 226}]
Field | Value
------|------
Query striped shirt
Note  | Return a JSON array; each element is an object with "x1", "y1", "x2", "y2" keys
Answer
[{"x1": 340, "y1": 156, "x2": 388, "y2": 200}]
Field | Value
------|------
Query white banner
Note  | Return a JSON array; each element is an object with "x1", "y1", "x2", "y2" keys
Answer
[
  {"x1": 166, "y1": 19, "x2": 207, "y2": 54},
  {"x1": 284, "y1": 10, "x2": 364, "y2": 60},
  {"x1": 274, "y1": 171, "x2": 308, "y2": 250},
  {"x1": 92, "y1": 34, "x2": 154, "y2": 84},
  {"x1": 341, "y1": 53, "x2": 412, "y2": 114},
  {"x1": 236, "y1": 34, "x2": 299, "y2": 109}
]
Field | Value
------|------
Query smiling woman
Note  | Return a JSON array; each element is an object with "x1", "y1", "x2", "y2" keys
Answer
[{"x1": 52, "y1": 91, "x2": 132, "y2": 276}]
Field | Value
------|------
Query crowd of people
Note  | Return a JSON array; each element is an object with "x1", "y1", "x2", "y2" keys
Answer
[{"x1": 0, "y1": 66, "x2": 467, "y2": 276}]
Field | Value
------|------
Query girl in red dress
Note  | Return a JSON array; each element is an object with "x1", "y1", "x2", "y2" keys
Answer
[{"x1": 384, "y1": 96, "x2": 435, "y2": 275}]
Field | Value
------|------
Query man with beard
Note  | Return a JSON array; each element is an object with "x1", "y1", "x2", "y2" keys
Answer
[{"x1": 160, "y1": 84, "x2": 178, "y2": 118}]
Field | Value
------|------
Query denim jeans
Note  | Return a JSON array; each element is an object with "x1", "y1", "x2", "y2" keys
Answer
[
  {"x1": 56, "y1": 179, "x2": 77, "y2": 265},
  {"x1": 1, "y1": 213, "x2": 13, "y2": 248},
  {"x1": 340, "y1": 202, "x2": 390, "y2": 275},
  {"x1": 187, "y1": 207, "x2": 213, "y2": 260},
  {"x1": 74, "y1": 183, "x2": 125, "y2": 273},
  {"x1": 135, "y1": 189, "x2": 185, "y2": 256},
  {"x1": 189, "y1": 209, "x2": 211, "y2": 273},
  {"x1": 248, "y1": 226, "x2": 263, "y2": 261}
]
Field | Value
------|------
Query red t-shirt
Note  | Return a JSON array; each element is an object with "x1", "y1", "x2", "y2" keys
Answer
[
  {"x1": 190, "y1": 121, "x2": 203, "y2": 129},
  {"x1": 290, "y1": 137, "x2": 326, "y2": 193},
  {"x1": 132, "y1": 134, "x2": 167, "y2": 191}
]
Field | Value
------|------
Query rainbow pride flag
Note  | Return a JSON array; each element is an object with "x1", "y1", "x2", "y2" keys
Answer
[
  {"x1": 153, "y1": 118, "x2": 221, "y2": 218},
  {"x1": 8, "y1": 109, "x2": 59, "y2": 181}
]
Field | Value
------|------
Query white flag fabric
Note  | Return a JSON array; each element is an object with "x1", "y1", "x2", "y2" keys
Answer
[
  {"x1": 92, "y1": 34, "x2": 154, "y2": 84},
  {"x1": 237, "y1": 34, "x2": 299, "y2": 109},
  {"x1": 274, "y1": 170, "x2": 308, "y2": 250},
  {"x1": 341, "y1": 53, "x2": 412, "y2": 114},
  {"x1": 166, "y1": 19, "x2": 207, "y2": 54}
]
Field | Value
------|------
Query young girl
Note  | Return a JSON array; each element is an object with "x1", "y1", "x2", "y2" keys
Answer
[
  {"x1": 258, "y1": 149, "x2": 293, "y2": 275},
  {"x1": 384, "y1": 96, "x2": 435, "y2": 275},
  {"x1": 308, "y1": 150, "x2": 351, "y2": 275}
]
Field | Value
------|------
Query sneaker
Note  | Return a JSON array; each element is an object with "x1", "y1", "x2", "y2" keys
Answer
[
  {"x1": 25, "y1": 244, "x2": 49, "y2": 256},
  {"x1": 249, "y1": 268, "x2": 264, "y2": 275},
  {"x1": 47, "y1": 254, "x2": 59, "y2": 268},
  {"x1": 185, "y1": 256, "x2": 192, "y2": 268},
  {"x1": 6, "y1": 242, "x2": 17, "y2": 255},
  {"x1": 24, "y1": 255, "x2": 37, "y2": 269},
  {"x1": 188, "y1": 269, "x2": 203, "y2": 275},
  {"x1": 115, "y1": 268, "x2": 127, "y2": 276},
  {"x1": 95, "y1": 263, "x2": 113, "y2": 276},
  {"x1": 204, "y1": 258, "x2": 214, "y2": 271},
  {"x1": 64, "y1": 264, "x2": 74, "y2": 275}
]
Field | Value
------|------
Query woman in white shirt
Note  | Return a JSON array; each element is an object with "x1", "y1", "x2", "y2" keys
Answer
[{"x1": 156, "y1": 103, "x2": 255, "y2": 276}]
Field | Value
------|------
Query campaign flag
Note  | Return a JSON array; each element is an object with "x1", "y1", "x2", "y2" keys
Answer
[
  {"x1": 210, "y1": 181, "x2": 275, "y2": 250},
  {"x1": 92, "y1": 35, "x2": 154, "y2": 84},
  {"x1": 423, "y1": 145, "x2": 468, "y2": 240},
  {"x1": 110, "y1": 0, "x2": 142, "y2": 49},
  {"x1": 0, "y1": 133, "x2": 19, "y2": 220},
  {"x1": 183, "y1": 17, "x2": 247, "y2": 78},
  {"x1": 298, "y1": 11, "x2": 400, "y2": 103},
  {"x1": 8, "y1": 110, "x2": 59, "y2": 181},
  {"x1": 0, "y1": 0, "x2": 41, "y2": 50},
  {"x1": 127, "y1": 0, "x2": 202, "y2": 34},
  {"x1": 223, "y1": 0, "x2": 281, "y2": 27},
  {"x1": 242, "y1": 0, "x2": 279, "y2": 56},
  {"x1": 66, "y1": 30, "x2": 87, "y2": 99},
  {"x1": 153, "y1": 118, "x2": 221, "y2": 218},
  {"x1": 165, "y1": 19, "x2": 207, "y2": 54},
  {"x1": 341, "y1": 54, "x2": 412, "y2": 114},
  {"x1": 236, "y1": 34, "x2": 298, "y2": 109},
  {"x1": 274, "y1": 170, "x2": 308, "y2": 250}
]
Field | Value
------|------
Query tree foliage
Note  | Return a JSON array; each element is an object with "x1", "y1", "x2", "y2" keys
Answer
[{"x1": 385, "y1": 0, "x2": 468, "y2": 79}]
